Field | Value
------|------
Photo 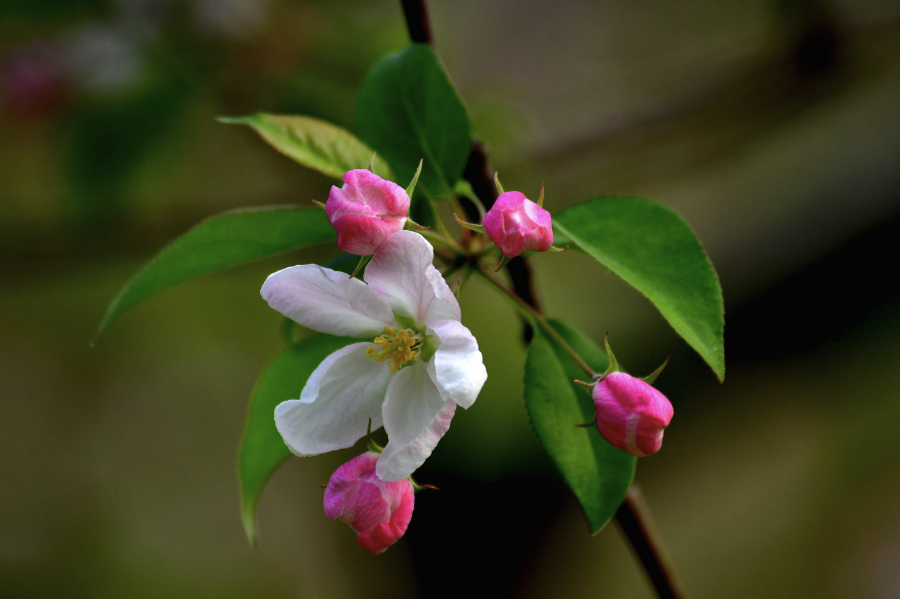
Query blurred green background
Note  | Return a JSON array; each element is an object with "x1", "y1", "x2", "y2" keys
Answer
[{"x1": 2, "y1": 0, "x2": 900, "y2": 597}]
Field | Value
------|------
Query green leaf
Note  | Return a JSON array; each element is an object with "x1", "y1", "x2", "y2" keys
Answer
[
  {"x1": 525, "y1": 320, "x2": 636, "y2": 534},
  {"x1": 554, "y1": 197, "x2": 725, "y2": 381},
  {"x1": 239, "y1": 334, "x2": 356, "y2": 546},
  {"x1": 95, "y1": 206, "x2": 335, "y2": 340},
  {"x1": 218, "y1": 113, "x2": 395, "y2": 180},
  {"x1": 356, "y1": 44, "x2": 472, "y2": 198}
]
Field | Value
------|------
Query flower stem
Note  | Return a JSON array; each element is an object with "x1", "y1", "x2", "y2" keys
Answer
[{"x1": 476, "y1": 265, "x2": 595, "y2": 379}]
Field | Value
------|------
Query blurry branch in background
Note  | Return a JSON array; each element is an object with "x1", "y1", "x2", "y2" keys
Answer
[
  {"x1": 617, "y1": 486, "x2": 688, "y2": 599},
  {"x1": 397, "y1": 2, "x2": 684, "y2": 598}
]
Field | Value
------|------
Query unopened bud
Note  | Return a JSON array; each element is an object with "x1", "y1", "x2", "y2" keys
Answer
[
  {"x1": 592, "y1": 372, "x2": 674, "y2": 457},
  {"x1": 482, "y1": 191, "x2": 554, "y2": 258},
  {"x1": 323, "y1": 452, "x2": 414, "y2": 554},
  {"x1": 325, "y1": 169, "x2": 410, "y2": 256}
]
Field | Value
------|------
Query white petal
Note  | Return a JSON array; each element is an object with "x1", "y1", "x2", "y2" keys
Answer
[
  {"x1": 274, "y1": 343, "x2": 391, "y2": 456},
  {"x1": 261, "y1": 264, "x2": 394, "y2": 338},
  {"x1": 425, "y1": 318, "x2": 487, "y2": 409},
  {"x1": 364, "y1": 231, "x2": 460, "y2": 327},
  {"x1": 376, "y1": 362, "x2": 456, "y2": 481}
]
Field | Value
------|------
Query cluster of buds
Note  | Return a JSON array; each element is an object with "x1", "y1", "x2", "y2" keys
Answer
[
  {"x1": 319, "y1": 159, "x2": 563, "y2": 272},
  {"x1": 577, "y1": 336, "x2": 674, "y2": 457},
  {"x1": 311, "y1": 160, "x2": 673, "y2": 555}
]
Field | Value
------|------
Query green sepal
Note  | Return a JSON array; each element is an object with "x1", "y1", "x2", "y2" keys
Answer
[
  {"x1": 349, "y1": 254, "x2": 372, "y2": 279},
  {"x1": 453, "y1": 212, "x2": 484, "y2": 233},
  {"x1": 494, "y1": 172, "x2": 504, "y2": 194},
  {"x1": 366, "y1": 419, "x2": 383, "y2": 453},
  {"x1": 640, "y1": 357, "x2": 670, "y2": 386},
  {"x1": 601, "y1": 333, "x2": 619, "y2": 377},
  {"x1": 410, "y1": 477, "x2": 438, "y2": 492},
  {"x1": 406, "y1": 158, "x2": 424, "y2": 198}
]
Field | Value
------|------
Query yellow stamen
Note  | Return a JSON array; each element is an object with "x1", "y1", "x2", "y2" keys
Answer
[{"x1": 365, "y1": 325, "x2": 424, "y2": 372}]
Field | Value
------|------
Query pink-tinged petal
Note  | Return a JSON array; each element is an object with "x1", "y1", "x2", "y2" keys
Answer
[
  {"x1": 261, "y1": 264, "x2": 393, "y2": 338},
  {"x1": 592, "y1": 371, "x2": 674, "y2": 457},
  {"x1": 482, "y1": 191, "x2": 554, "y2": 258},
  {"x1": 326, "y1": 169, "x2": 410, "y2": 255},
  {"x1": 365, "y1": 231, "x2": 460, "y2": 326},
  {"x1": 377, "y1": 362, "x2": 457, "y2": 482},
  {"x1": 274, "y1": 343, "x2": 391, "y2": 456},
  {"x1": 329, "y1": 214, "x2": 404, "y2": 256},
  {"x1": 425, "y1": 317, "x2": 487, "y2": 409},
  {"x1": 356, "y1": 482, "x2": 414, "y2": 555},
  {"x1": 323, "y1": 451, "x2": 415, "y2": 555}
]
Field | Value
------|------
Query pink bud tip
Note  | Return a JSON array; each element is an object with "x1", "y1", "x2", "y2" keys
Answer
[
  {"x1": 592, "y1": 372, "x2": 674, "y2": 457},
  {"x1": 323, "y1": 452, "x2": 415, "y2": 555},
  {"x1": 325, "y1": 169, "x2": 410, "y2": 256},
  {"x1": 481, "y1": 191, "x2": 554, "y2": 258}
]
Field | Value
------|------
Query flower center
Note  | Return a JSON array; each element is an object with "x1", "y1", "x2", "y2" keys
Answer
[{"x1": 366, "y1": 326, "x2": 424, "y2": 372}]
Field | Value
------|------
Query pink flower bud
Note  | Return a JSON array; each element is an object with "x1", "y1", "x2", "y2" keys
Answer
[
  {"x1": 481, "y1": 191, "x2": 554, "y2": 258},
  {"x1": 325, "y1": 169, "x2": 410, "y2": 255},
  {"x1": 592, "y1": 372, "x2": 674, "y2": 457},
  {"x1": 323, "y1": 451, "x2": 414, "y2": 555}
]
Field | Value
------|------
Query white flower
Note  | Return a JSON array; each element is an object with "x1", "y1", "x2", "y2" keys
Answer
[{"x1": 261, "y1": 231, "x2": 488, "y2": 482}]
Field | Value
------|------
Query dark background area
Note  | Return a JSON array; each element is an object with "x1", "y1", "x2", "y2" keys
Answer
[{"x1": 2, "y1": 1, "x2": 900, "y2": 597}]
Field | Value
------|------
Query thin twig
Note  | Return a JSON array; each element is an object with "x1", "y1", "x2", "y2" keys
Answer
[{"x1": 476, "y1": 265, "x2": 594, "y2": 379}]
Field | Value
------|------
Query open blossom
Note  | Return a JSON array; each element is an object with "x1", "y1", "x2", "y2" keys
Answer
[
  {"x1": 482, "y1": 191, "x2": 553, "y2": 258},
  {"x1": 326, "y1": 169, "x2": 410, "y2": 255},
  {"x1": 324, "y1": 451, "x2": 414, "y2": 555},
  {"x1": 592, "y1": 372, "x2": 674, "y2": 457},
  {"x1": 262, "y1": 231, "x2": 487, "y2": 481}
]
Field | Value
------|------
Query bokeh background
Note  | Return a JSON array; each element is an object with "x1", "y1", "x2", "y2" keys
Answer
[{"x1": 3, "y1": 0, "x2": 900, "y2": 597}]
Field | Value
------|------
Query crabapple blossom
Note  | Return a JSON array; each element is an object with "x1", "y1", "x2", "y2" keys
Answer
[
  {"x1": 325, "y1": 169, "x2": 410, "y2": 255},
  {"x1": 482, "y1": 191, "x2": 553, "y2": 258},
  {"x1": 592, "y1": 372, "x2": 674, "y2": 457},
  {"x1": 261, "y1": 231, "x2": 487, "y2": 481},
  {"x1": 324, "y1": 451, "x2": 414, "y2": 555}
]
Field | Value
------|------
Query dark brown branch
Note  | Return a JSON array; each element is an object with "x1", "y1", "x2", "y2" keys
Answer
[
  {"x1": 615, "y1": 485, "x2": 688, "y2": 599},
  {"x1": 398, "y1": 5, "x2": 687, "y2": 596},
  {"x1": 400, "y1": 0, "x2": 433, "y2": 45}
]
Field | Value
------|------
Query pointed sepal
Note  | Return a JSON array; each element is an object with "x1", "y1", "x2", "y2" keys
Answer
[
  {"x1": 406, "y1": 158, "x2": 424, "y2": 198},
  {"x1": 494, "y1": 172, "x2": 504, "y2": 194},
  {"x1": 453, "y1": 212, "x2": 484, "y2": 233},
  {"x1": 640, "y1": 357, "x2": 670, "y2": 386},
  {"x1": 601, "y1": 332, "x2": 619, "y2": 376},
  {"x1": 366, "y1": 151, "x2": 378, "y2": 172},
  {"x1": 404, "y1": 218, "x2": 431, "y2": 231},
  {"x1": 409, "y1": 477, "x2": 439, "y2": 492},
  {"x1": 547, "y1": 245, "x2": 569, "y2": 253},
  {"x1": 575, "y1": 409, "x2": 598, "y2": 428},
  {"x1": 574, "y1": 379, "x2": 595, "y2": 394},
  {"x1": 366, "y1": 418, "x2": 383, "y2": 453},
  {"x1": 312, "y1": 200, "x2": 327, "y2": 210},
  {"x1": 350, "y1": 254, "x2": 372, "y2": 279},
  {"x1": 494, "y1": 255, "x2": 511, "y2": 273},
  {"x1": 537, "y1": 182, "x2": 545, "y2": 208}
]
